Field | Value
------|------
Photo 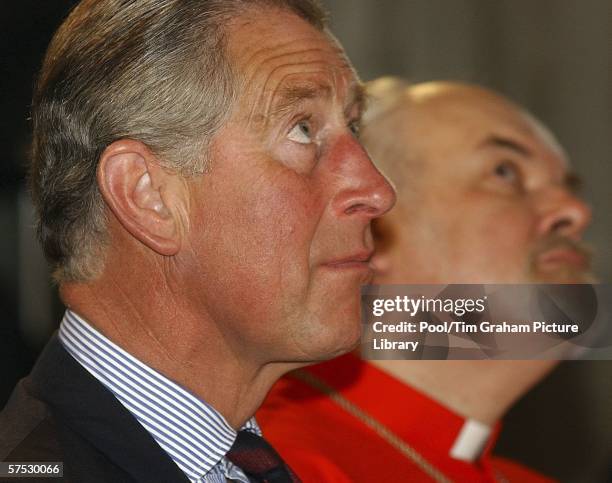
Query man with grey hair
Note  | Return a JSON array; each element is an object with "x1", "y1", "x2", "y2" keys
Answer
[
  {"x1": 258, "y1": 78, "x2": 592, "y2": 482},
  {"x1": 0, "y1": 1, "x2": 395, "y2": 482}
]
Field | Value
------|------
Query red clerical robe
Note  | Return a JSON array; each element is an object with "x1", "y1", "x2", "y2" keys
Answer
[{"x1": 257, "y1": 354, "x2": 555, "y2": 483}]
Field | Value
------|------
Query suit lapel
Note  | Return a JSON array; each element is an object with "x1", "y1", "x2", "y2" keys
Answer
[{"x1": 29, "y1": 334, "x2": 189, "y2": 483}]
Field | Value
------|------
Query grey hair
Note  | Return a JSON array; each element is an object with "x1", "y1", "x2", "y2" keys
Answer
[{"x1": 30, "y1": 0, "x2": 327, "y2": 283}]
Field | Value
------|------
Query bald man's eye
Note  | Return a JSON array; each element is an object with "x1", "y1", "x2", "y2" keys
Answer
[
  {"x1": 288, "y1": 120, "x2": 312, "y2": 144},
  {"x1": 494, "y1": 160, "x2": 520, "y2": 183}
]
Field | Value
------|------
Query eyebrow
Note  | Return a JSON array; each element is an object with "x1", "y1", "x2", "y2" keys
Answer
[
  {"x1": 269, "y1": 83, "x2": 332, "y2": 118},
  {"x1": 482, "y1": 135, "x2": 583, "y2": 192},
  {"x1": 479, "y1": 135, "x2": 533, "y2": 158},
  {"x1": 269, "y1": 81, "x2": 365, "y2": 119}
]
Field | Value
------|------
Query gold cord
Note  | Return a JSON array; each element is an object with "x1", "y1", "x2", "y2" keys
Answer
[{"x1": 292, "y1": 369, "x2": 453, "y2": 483}]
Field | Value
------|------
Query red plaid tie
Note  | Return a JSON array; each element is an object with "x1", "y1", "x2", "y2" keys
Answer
[{"x1": 226, "y1": 430, "x2": 301, "y2": 483}]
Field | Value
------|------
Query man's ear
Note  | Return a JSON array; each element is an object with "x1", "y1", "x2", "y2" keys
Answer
[{"x1": 97, "y1": 139, "x2": 182, "y2": 256}]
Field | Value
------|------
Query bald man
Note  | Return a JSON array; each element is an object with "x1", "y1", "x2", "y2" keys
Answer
[{"x1": 256, "y1": 79, "x2": 593, "y2": 482}]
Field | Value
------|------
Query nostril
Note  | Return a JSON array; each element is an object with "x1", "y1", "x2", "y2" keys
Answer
[
  {"x1": 550, "y1": 218, "x2": 573, "y2": 233},
  {"x1": 345, "y1": 203, "x2": 376, "y2": 215}
]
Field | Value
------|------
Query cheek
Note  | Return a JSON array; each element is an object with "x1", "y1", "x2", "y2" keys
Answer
[
  {"x1": 198, "y1": 166, "x2": 324, "y2": 315},
  {"x1": 479, "y1": 202, "x2": 536, "y2": 245},
  {"x1": 452, "y1": 200, "x2": 538, "y2": 280},
  {"x1": 244, "y1": 168, "x2": 321, "y2": 260}
]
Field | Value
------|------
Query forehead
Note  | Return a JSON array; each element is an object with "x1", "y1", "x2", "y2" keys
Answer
[
  {"x1": 408, "y1": 92, "x2": 570, "y2": 172},
  {"x1": 226, "y1": 8, "x2": 357, "y2": 107}
]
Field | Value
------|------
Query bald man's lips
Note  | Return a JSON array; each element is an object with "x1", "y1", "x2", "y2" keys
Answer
[{"x1": 537, "y1": 248, "x2": 588, "y2": 270}]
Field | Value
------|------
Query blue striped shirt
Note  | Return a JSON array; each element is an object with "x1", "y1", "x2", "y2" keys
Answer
[{"x1": 59, "y1": 310, "x2": 260, "y2": 483}]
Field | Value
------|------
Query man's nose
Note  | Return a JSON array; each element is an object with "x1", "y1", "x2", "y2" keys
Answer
[
  {"x1": 330, "y1": 137, "x2": 396, "y2": 219},
  {"x1": 536, "y1": 188, "x2": 592, "y2": 240}
]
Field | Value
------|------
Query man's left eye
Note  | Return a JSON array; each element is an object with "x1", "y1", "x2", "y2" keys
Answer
[
  {"x1": 348, "y1": 120, "x2": 360, "y2": 137},
  {"x1": 287, "y1": 120, "x2": 312, "y2": 144}
]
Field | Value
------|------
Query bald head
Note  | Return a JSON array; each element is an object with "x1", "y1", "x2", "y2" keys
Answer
[
  {"x1": 364, "y1": 78, "x2": 592, "y2": 284},
  {"x1": 363, "y1": 80, "x2": 568, "y2": 203}
]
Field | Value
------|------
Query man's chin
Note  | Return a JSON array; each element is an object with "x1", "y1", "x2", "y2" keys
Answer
[
  {"x1": 530, "y1": 266, "x2": 597, "y2": 284},
  {"x1": 306, "y1": 323, "x2": 361, "y2": 363},
  {"x1": 306, "y1": 322, "x2": 361, "y2": 362}
]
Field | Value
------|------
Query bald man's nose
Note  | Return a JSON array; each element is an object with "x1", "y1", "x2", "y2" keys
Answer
[{"x1": 537, "y1": 189, "x2": 592, "y2": 240}]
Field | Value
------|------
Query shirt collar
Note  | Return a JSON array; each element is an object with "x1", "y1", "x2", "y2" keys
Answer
[{"x1": 59, "y1": 310, "x2": 261, "y2": 482}]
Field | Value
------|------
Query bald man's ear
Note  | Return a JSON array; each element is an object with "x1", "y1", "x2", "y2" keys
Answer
[{"x1": 97, "y1": 139, "x2": 183, "y2": 256}]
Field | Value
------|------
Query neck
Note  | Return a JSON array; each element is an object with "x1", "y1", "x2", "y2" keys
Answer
[
  {"x1": 371, "y1": 241, "x2": 559, "y2": 425},
  {"x1": 371, "y1": 359, "x2": 557, "y2": 425},
  {"x1": 60, "y1": 259, "x2": 294, "y2": 429}
]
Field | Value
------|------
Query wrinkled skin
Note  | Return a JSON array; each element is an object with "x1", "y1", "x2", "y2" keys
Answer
[
  {"x1": 369, "y1": 82, "x2": 592, "y2": 285},
  {"x1": 177, "y1": 10, "x2": 396, "y2": 367}
]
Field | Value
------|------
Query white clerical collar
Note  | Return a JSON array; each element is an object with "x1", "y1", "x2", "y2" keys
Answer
[{"x1": 449, "y1": 418, "x2": 492, "y2": 462}]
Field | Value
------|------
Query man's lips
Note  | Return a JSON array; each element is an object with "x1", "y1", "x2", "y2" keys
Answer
[
  {"x1": 537, "y1": 248, "x2": 588, "y2": 270},
  {"x1": 323, "y1": 251, "x2": 374, "y2": 269}
]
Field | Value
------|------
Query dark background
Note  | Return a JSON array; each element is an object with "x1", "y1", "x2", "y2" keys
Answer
[{"x1": 1, "y1": 1, "x2": 610, "y2": 482}]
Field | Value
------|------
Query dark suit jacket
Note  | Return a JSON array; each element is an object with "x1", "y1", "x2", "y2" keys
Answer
[{"x1": 0, "y1": 334, "x2": 190, "y2": 483}]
